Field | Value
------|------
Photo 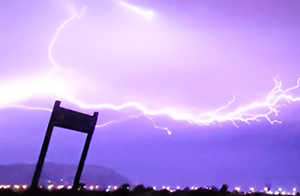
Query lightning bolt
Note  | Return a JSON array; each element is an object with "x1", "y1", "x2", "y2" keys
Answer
[
  {"x1": 0, "y1": 104, "x2": 52, "y2": 112},
  {"x1": 1, "y1": 4, "x2": 300, "y2": 134},
  {"x1": 48, "y1": 5, "x2": 77, "y2": 74},
  {"x1": 96, "y1": 120, "x2": 118, "y2": 128},
  {"x1": 61, "y1": 77, "x2": 300, "y2": 130},
  {"x1": 118, "y1": 1, "x2": 154, "y2": 21}
]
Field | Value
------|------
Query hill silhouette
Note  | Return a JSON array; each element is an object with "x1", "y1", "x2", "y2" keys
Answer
[{"x1": 0, "y1": 162, "x2": 131, "y2": 187}]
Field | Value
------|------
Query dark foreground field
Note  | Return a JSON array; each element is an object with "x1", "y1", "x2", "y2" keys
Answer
[{"x1": 1, "y1": 185, "x2": 300, "y2": 196}]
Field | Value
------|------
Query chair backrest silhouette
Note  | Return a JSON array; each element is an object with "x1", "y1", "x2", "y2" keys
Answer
[{"x1": 31, "y1": 100, "x2": 98, "y2": 190}]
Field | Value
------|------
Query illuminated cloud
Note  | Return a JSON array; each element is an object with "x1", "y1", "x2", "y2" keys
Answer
[{"x1": 1, "y1": 0, "x2": 300, "y2": 133}]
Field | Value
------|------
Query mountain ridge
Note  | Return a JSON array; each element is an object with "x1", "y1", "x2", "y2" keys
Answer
[{"x1": 0, "y1": 162, "x2": 132, "y2": 188}]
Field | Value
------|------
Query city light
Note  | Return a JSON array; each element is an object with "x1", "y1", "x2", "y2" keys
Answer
[
  {"x1": 13, "y1": 185, "x2": 20, "y2": 189},
  {"x1": 47, "y1": 184, "x2": 54, "y2": 190},
  {"x1": 57, "y1": 185, "x2": 64, "y2": 189},
  {"x1": 0, "y1": 184, "x2": 299, "y2": 193}
]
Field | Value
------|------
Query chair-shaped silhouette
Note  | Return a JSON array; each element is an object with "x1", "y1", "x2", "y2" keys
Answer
[{"x1": 31, "y1": 100, "x2": 98, "y2": 190}]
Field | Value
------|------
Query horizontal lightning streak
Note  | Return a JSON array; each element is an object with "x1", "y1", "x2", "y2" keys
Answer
[
  {"x1": 0, "y1": 105, "x2": 52, "y2": 112},
  {"x1": 3, "y1": 77, "x2": 299, "y2": 134},
  {"x1": 62, "y1": 77, "x2": 300, "y2": 129}
]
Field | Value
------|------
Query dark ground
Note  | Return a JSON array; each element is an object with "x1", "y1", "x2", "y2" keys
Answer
[{"x1": 1, "y1": 184, "x2": 299, "y2": 196}]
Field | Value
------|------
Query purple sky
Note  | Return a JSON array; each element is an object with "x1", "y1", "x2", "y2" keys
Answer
[{"x1": 1, "y1": 0, "x2": 300, "y2": 192}]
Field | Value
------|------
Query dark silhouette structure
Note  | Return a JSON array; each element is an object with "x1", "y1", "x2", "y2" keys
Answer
[{"x1": 31, "y1": 100, "x2": 98, "y2": 190}]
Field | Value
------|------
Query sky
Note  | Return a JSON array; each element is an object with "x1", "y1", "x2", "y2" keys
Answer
[{"x1": 1, "y1": 0, "x2": 300, "y2": 192}]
